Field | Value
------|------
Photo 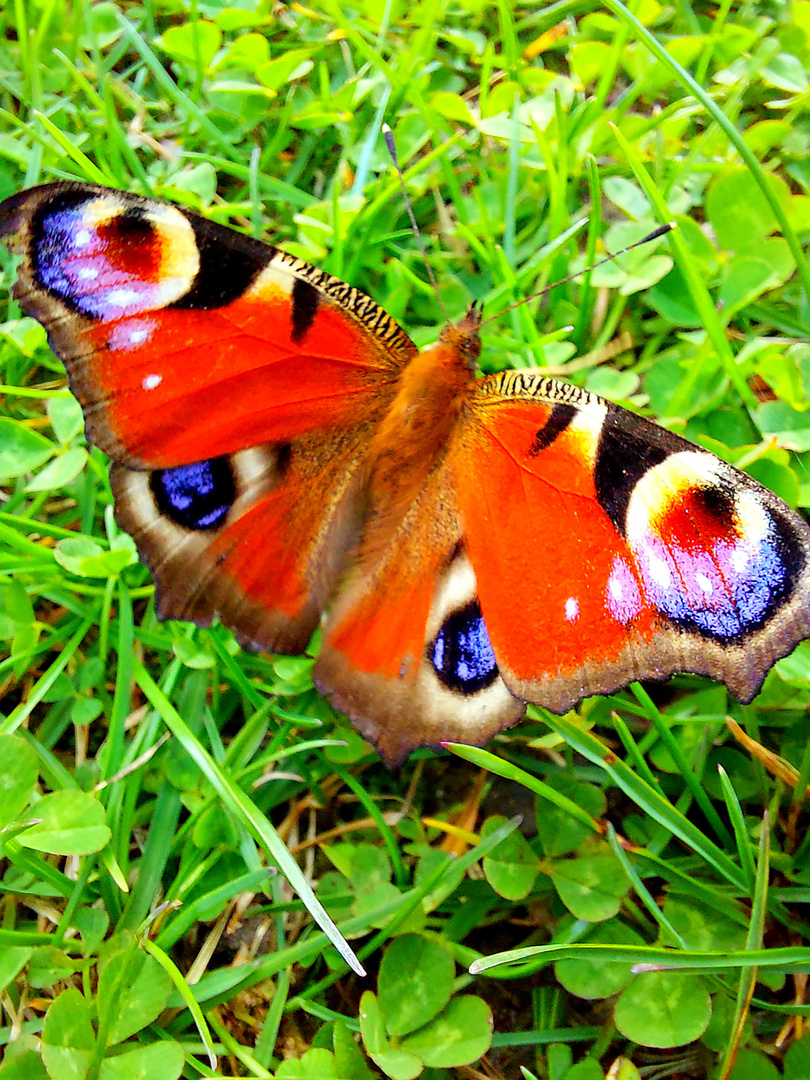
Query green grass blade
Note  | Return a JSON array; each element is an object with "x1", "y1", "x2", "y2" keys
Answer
[
  {"x1": 141, "y1": 936, "x2": 218, "y2": 1069},
  {"x1": 444, "y1": 743, "x2": 602, "y2": 834},
  {"x1": 33, "y1": 112, "x2": 112, "y2": 185},
  {"x1": 132, "y1": 660, "x2": 365, "y2": 977},
  {"x1": 602, "y1": 0, "x2": 810, "y2": 304},
  {"x1": 605, "y1": 823, "x2": 689, "y2": 949},
  {"x1": 471, "y1": 942, "x2": 810, "y2": 976},
  {"x1": 718, "y1": 810, "x2": 771, "y2": 1079},
  {"x1": 539, "y1": 713, "x2": 746, "y2": 889},
  {"x1": 717, "y1": 764, "x2": 757, "y2": 894}
]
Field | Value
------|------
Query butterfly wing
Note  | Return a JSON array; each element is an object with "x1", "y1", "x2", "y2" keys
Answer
[
  {"x1": 111, "y1": 428, "x2": 372, "y2": 652},
  {"x1": 317, "y1": 365, "x2": 810, "y2": 766},
  {"x1": 0, "y1": 183, "x2": 415, "y2": 468},
  {"x1": 454, "y1": 370, "x2": 810, "y2": 711},
  {"x1": 0, "y1": 182, "x2": 416, "y2": 651},
  {"x1": 314, "y1": 457, "x2": 524, "y2": 766}
]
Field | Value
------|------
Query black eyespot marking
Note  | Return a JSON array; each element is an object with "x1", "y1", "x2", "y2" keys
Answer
[
  {"x1": 430, "y1": 602, "x2": 499, "y2": 694},
  {"x1": 151, "y1": 457, "x2": 236, "y2": 531},
  {"x1": 529, "y1": 403, "x2": 576, "y2": 456},
  {"x1": 102, "y1": 208, "x2": 153, "y2": 243},
  {"x1": 172, "y1": 216, "x2": 270, "y2": 310},
  {"x1": 275, "y1": 442, "x2": 292, "y2": 477},
  {"x1": 662, "y1": 506, "x2": 805, "y2": 643},
  {"x1": 594, "y1": 408, "x2": 684, "y2": 535},
  {"x1": 30, "y1": 192, "x2": 155, "y2": 315},
  {"x1": 770, "y1": 509, "x2": 807, "y2": 602},
  {"x1": 692, "y1": 483, "x2": 736, "y2": 526},
  {"x1": 291, "y1": 277, "x2": 319, "y2": 343}
]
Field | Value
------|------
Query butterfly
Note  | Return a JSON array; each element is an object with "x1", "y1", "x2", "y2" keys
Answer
[{"x1": 2, "y1": 182, "x2": 809, "y2": 766}]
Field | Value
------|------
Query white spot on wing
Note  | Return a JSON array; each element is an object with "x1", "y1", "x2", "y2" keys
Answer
[
  {"x1": 107, "y1": 317, "x2": 156, "y2": 353},
  {"x1": 77, "y1": 267, "x2": 99, "y2": 280},
  {"x1": 142, "y1": 373, "x2": 162, "y2": 390},
  {"x1": 106, "y1": 287, "x2": 142, "y2": 308},
  {"x1": 75, "y1": 228, "x2": 91, "y2": 247},
  {"x1": 606, "y1": 556, "x2": 643, "y2": 624},
  {"x1": 565, "y1": 597, "x2": 579, "y2": 621},
  {"x1": 730, "y1": 547, "x2": 749, "y2": 573},
  {"x1": 647, "y1": 553, "x2": 672, "y2": 589},
  {"x1": 696, "y1": 572, "x2": 713, "y2": 595}
]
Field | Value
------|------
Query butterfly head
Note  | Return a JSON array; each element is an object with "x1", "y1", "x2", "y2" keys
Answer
[{"x1": 438, "y1": 302, "x2": 482, "y2": 371}]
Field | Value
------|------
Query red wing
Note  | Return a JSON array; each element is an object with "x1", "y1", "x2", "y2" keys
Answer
[
  {"x1": 0, "y1": 183, "x2": 416, "y2": 469},
  {"x1": 454, "y1": 371, "x2": 810, "y2": 711},
  {"x1": 314, "y1": 464, "x2": 523, "y2": 766},
  {"x1": 113, "y1": 427, "x2": 371, "y2": 653},
  {"x1": 0, "y1": 183, "x2": 419, "y2": 653}
]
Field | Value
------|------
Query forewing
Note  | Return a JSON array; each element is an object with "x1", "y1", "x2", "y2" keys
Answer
[
  {"x1": 0, "y1": 183, "x2": 415, "y2": 469},
  {"x1": 454, "y1": 371, "x2": 810, "y2": 711},
  {"x1": 0, "y1": 182, "x2": 419, "y2": 653}
]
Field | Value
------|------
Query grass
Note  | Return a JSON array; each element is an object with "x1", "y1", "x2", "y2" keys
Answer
[{"x1": 2, "y1": 1, "x2": 810, "y2": 1077}]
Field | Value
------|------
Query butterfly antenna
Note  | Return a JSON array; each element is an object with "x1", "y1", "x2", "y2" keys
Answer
[
  {"x1": 382, "y1": 122, "x2": 449, "y2": 322},
  {"x1": 481, "y1": 222, "x2": 676, "y2": 326}
]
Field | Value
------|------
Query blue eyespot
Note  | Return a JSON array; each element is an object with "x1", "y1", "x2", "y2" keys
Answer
[
  {"x1": 431, "y1": 603, "x2": 499, "y2": 693},
  {"x1": 636, "y1": 513, "x2": 799, "y2": 641},
  {"x1": 151, "y1": 458, "x2": 235, "y2": 531},
  {"x1": 33, "y1": 196, "x2": 164, "y2": 320}
]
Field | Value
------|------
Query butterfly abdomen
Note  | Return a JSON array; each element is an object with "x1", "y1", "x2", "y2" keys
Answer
[{"x1": 362, "y1": 321, "x2": 479, "y2": 563}]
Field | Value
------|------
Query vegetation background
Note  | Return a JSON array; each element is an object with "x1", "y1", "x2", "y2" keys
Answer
[{"x1": 2, "y1": 0, "x2": 810, "y2": 1077}]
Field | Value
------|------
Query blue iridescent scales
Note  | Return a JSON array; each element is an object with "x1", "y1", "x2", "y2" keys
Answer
[
  {"x1": 2, "y1": 180, "x2": 810, "y2": 766},
  {"x1": 610, "y1": 449, "x2": 795, "y2": 640},
  {"x1": 34, "y1": 190, "x2": 200, "y2": 320},
  {"x1": 151, "y1": 461, "x2": 236, "y2": 532}
]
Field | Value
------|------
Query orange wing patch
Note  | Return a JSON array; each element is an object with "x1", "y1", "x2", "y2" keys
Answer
[
  {"x1": 85, "y1": 295, "x2": 397, "y2": 467},
  {"x1": 457, "y1": 393, "x2": 657, "y2": 702},
  {"x1": 316, "y1": 464, "x2": 522, "y2": 766},
  {"x1": 0, "y1": 183, "x2": 415, "y2": 470}
]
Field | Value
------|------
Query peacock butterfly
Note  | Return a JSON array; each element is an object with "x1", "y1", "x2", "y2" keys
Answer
[{"x1": 2, "y1": 182, "x2": 809, "y2": 766}]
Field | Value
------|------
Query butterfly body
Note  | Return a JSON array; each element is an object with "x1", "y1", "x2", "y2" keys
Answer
[
  {"x1": 2, "y1": 182, "x2": 809, "y2": 765},
  {"x1": 364, "y1": 314, "x2": 479, "y2": 565}
]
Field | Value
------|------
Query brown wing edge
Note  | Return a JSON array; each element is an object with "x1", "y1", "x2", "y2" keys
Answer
[{"x1": 314, "y1": 534, "x2": 526, "y2": 769}]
